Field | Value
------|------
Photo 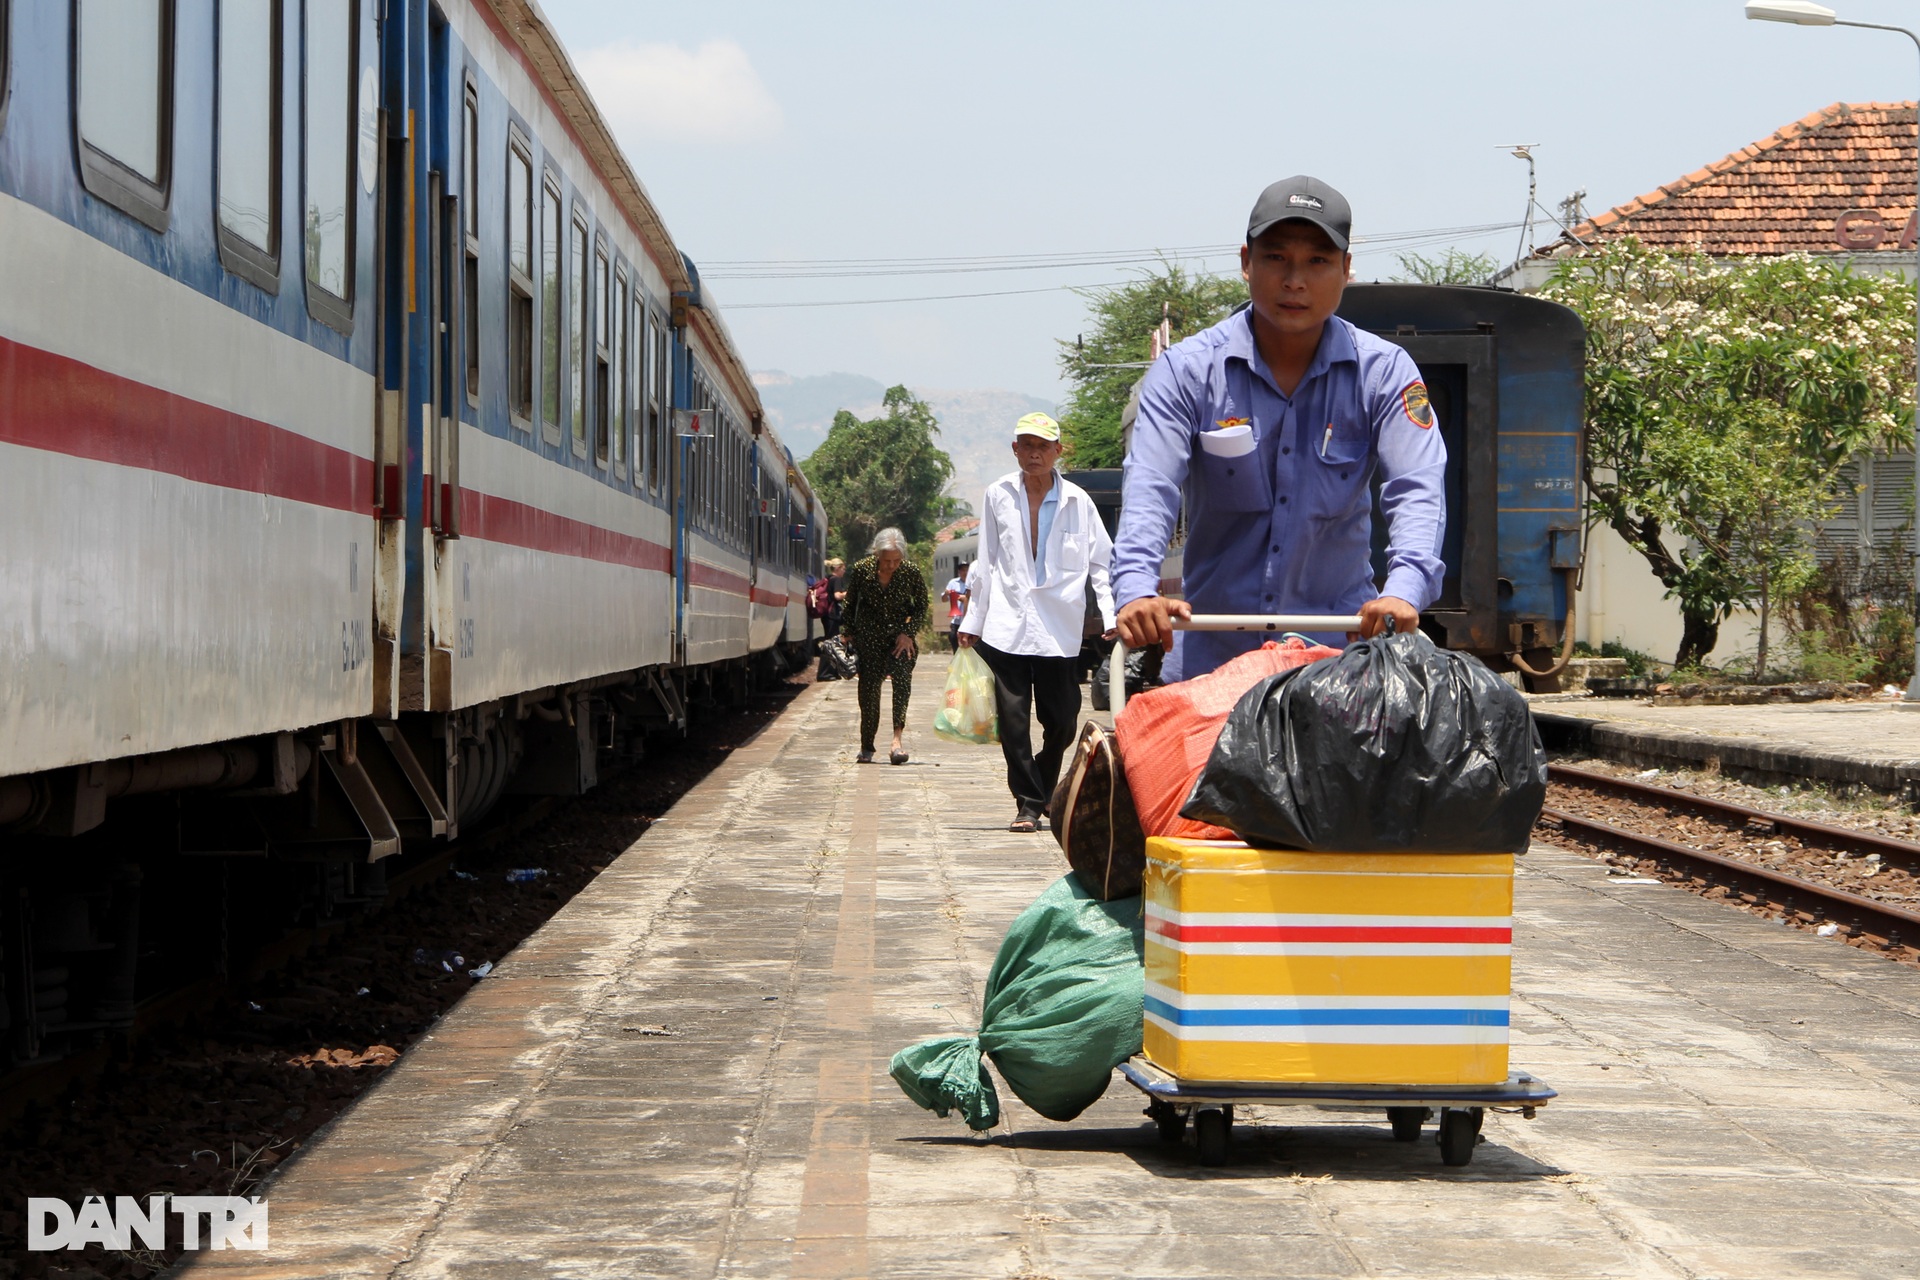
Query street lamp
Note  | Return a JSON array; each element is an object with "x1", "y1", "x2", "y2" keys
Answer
[{"x1": 1746, "y1": 0, "x2": 1920, "y2": 703}]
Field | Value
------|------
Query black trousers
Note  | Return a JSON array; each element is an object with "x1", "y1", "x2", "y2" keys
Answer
[{"x1": 975, "y1": 641, "x2": 1081, "y2": 818}]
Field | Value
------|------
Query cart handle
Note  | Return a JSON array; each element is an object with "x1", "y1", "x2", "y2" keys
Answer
[{"x1": 1107, "y1": 614, "x2": 1362, "y2": 715}]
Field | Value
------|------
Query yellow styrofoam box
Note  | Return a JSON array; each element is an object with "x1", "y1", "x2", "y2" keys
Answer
[{"x1": 1141, "y1": 838, "x2": 1514, "y2": 1085}]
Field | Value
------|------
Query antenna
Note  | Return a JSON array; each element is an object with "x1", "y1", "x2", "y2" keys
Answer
[{"x1": 1499, "y1": 144, "x2": 1540, "y2": 264}]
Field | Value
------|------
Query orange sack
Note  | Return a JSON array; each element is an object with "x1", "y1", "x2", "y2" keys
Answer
[{"x1": 1114, "y1": 639, "x2": 1339, "y2": 840}]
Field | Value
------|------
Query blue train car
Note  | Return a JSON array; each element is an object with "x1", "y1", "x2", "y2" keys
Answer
[{"x1": 1336, "y1": 285, "x2": 1585, "y2": 687}]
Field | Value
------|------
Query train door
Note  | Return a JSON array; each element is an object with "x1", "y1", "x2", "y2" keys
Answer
[
  {"x1": 371, "y1": 19, "x2": 405, "y2": 718},
  {"x1": 426, "y1": 162, "x2": 461, "y2": 706},
  {"x1": 1366, "y1": 332, "x2": 1496, "y2": 653}
]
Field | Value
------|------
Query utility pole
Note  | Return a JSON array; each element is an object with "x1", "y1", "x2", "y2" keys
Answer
[{"x1": 1500, "y1": 144, "x2": 1540, "y2": 266}]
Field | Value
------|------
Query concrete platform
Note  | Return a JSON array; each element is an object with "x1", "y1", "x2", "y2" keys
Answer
[
  {"x1": 184, "y1": 663, "x2": 1920, "y2": 1279},
  {"x1": 1534, "y1": 695, "x2": 1920, "y2": 794}
]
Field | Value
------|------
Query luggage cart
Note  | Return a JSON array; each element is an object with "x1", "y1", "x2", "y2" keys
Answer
[
  {"x1": 1107, "y1": 613, "x2": 1365, "y2": 716},
  {"x1": 1110, "y1": 613, "x2": 1557, "y2": 1168},
  {"x1": 1120, "y1": 1056, "x2": 1557, "y2": 1167}
]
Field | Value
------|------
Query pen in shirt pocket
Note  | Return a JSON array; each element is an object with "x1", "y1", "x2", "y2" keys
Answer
[{"x1": 1319, "y1": 425, "x2": 1332, "y2": 458}]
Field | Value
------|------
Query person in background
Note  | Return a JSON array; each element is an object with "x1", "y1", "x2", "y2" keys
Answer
[
  {"x1": 843, "y1": 530, "x2": 928, "y2": 764},
  {"x1": 815, "y1": 556, "x2": 848, "y2": 681},
  {"x1": 942, "y1": 562, "x2": 971, "y2": 651},
  {"x1": 959, "y1": 413, "x2": 1116, "y2": 832},
  {"x1": 805, "y1": 570, "x2": 832, "y2": 662}
]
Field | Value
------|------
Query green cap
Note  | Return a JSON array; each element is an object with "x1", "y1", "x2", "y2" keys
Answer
[{"x1": 1014, "y1": 412, "x2": 1061, "y2": 442}]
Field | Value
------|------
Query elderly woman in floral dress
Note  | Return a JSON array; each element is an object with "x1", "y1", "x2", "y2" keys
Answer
[{"x1": 842, "y1": 527, "x2": 929, "y2": 764}]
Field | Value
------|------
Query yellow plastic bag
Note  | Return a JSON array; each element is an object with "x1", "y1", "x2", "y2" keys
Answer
[{"x1": 933, "y1": 647, "x2": 998, "y2": 744}]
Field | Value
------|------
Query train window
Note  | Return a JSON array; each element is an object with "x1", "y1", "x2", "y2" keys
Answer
[
  {"x1": 215, "y1": 0, "x2": 280, "y2": 290},
  {"x1": 302, "y1": 0, "x2": 355, "y2": 330},
  {"x1": 300, "y1": 1, "x2": 350, "y2": 299},
  {"x1": 74, "y1": 0, "x2": 174, "y2": 231},
  {"x1": 569, "y1": 212, "x2": 588, "y2": 456},
  {"x1": 611, "y1": 271, "x2": 627, "y2": 478},
  {"x1": 641, "y1": 309, "x2": 659, "y2": 491},
  {"x1": 652, "y1": 312, "x2": 669, "y2": 493},
  {"x1": 593, "y1": 241, "x2": 610, "y2": 466},
  {"x1": 540, "y1": 177, "x2": 561, "y2": 442},
  {"x1": 505, "y1": 137, "x2": 532, "y2": 428},
  {"x1": 462, "y1": 82, "x2": 479, "y2": 406}
]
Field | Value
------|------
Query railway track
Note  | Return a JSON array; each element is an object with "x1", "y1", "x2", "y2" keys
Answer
[{"x1": 1540, "y1": 763, "x2": 1920, "y2": 960}]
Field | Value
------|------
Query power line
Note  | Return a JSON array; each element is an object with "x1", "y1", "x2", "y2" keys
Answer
[
  {"x1": 726, "y1": 282, "x2": 1108, "y2": 310},
  {"x1": 717, "y1": 221, "x2": 1523, "y2": 310},
  {"x1": 702, "y1": 222, "x2": 1522, "y2": 282}
]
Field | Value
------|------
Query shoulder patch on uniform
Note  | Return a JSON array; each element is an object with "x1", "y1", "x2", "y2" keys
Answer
[{"x1": 1401, "y1": 381, "x2": 1433, "y2": 429}]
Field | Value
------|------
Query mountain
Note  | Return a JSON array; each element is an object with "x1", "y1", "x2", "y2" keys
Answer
[
  {"x1": 751, "y1": 370, "x2": 888, "y2": 460},
  {"x1": 915, "y1": 386, "x2": 1060, "y2": 510},
  {"x1": 753, "y1": 370, "x2": 1057, "y2": 509}
]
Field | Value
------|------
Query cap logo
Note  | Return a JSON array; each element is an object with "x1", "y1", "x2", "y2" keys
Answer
[{"x1": 1287, "y1": 193, "x2": 1324, "y2": 209}]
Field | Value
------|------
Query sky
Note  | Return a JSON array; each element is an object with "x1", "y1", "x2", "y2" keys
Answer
[{"x1": 541, "y1": 0, "x2": 1920, "y2": 399}]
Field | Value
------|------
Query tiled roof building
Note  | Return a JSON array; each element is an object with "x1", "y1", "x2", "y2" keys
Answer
[{"x1": 1543, "y1": 101, "x2": 1918, "y2": 260}]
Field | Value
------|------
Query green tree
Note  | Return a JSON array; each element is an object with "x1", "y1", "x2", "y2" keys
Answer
[
  {"x1": 1390, "y1": 248, "x2": 1500, "y2": 285},
  {"x1": 1057, "y1": 263, "x2": 1248, "y2": 467},
  {"x1": 1540, "y1": 240, "x2": 1913, "y2": 667},
  {"x1": 802, "y1": 385, "x2": 955, "y2": 560}
]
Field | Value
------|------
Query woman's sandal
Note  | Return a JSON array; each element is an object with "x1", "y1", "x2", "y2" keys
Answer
[
  {"x1": 856, "y1": 750, "x2": 874, "y2": 763},
  {"x1": 1008, "y1": 814, "x2": 1040, "y2": 833},
  {"x1": 890, "y1": 750, "x2": 909, "y2": 766}
]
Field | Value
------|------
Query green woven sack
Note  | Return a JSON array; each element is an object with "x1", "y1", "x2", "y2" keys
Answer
[{"x1": 889, "y1": 875, "x2": 1145, "y2": 1131}]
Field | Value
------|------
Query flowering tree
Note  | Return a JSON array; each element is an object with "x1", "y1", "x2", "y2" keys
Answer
[{"x1": 1540, "y1": 240, "x2": 1914, "y2": 668}]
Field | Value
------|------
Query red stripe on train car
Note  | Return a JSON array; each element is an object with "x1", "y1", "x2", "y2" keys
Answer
[
  {"x1": 457, "y1": 489, "x2": 673, "y2": 572},
  {"x1": 0, "y1": 335, "x2": 371, "y2": 512},
  {"x1": 688, "y1": 561, "x2": 751, "y2": 597},
  {"x1": 1146, "y1": 918, "x2": 1511, "y2": 945}
]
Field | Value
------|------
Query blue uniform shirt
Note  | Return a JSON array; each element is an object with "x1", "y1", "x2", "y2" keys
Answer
[
  {"x1": 1031, "y1": 475, "x2": 1060, "y2": 580},
  {"x1": 1112, "y1": 308, "x2": 1447, "y2": 681}
]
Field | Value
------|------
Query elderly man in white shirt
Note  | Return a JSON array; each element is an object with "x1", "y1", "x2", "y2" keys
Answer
[{"x1": 958, "y1": 413, "x2": 1117, "y2": 832}]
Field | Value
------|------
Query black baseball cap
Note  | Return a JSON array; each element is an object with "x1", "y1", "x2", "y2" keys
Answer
[{"x1": 1247, "y1": 176, "x2": 1352, "y2": 251}]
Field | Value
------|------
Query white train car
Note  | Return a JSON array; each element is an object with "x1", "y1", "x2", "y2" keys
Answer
[{"x1": 0, "y1": 0, "x2": 822, "y2": 1068}]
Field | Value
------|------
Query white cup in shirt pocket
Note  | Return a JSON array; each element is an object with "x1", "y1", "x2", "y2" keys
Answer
[{"x1": 1198, "y1": 424, "x2": 1255, "y2": 458}]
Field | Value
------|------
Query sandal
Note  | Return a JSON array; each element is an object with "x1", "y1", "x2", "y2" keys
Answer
[
  {"x1": 856, "y1": 749, "x2": 874, "y2": 763},
  {"x1": 1008, "y1": 815, "x2": 1040, "y2": 833},
  {"x1": 890, "y1": 750, "x2": 909, "y2": 766}
]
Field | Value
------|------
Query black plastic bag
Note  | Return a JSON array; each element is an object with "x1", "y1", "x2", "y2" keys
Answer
[{"x1": 1180, "y1": 631, "x2": 1546, "y2": 853}]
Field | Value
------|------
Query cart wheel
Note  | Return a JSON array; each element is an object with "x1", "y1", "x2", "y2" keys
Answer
[
  {"x1": 1387, "y1": 1106, "x2": 1426, "y2": 1142},
  {"x1": 1194, "y1": 1108, "x2": 1231, "y2": 1166},
  {"x1": 1146, "y1": 1100, "x2": 1186, "y2": 1144},
  {"x1": 1438, "y1": 1109, "x2": 1478, "y2": 1167}
]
